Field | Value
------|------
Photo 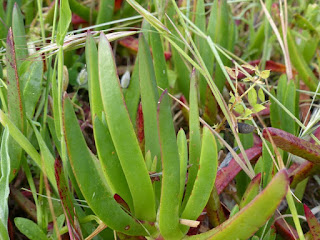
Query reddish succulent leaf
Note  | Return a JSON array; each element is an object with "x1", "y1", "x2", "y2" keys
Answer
[
  {"x1": 190, "y1": 170, "x2": 289, "y2": 240},
  {"x1": 304, "y1": 204, "x2": 320, "y2": 239},
  {"x1": 119, "y1": 36, "x2": 172, "y2": 60},
  {"x1": 310, "y1": 126, "x2": 320, "y2": 144},
  {"x1": 274, "y1": 213, "x2": 299, "y2": 240},
  {"x1": 71, "y1": 13, "x2": 87, "y2": 25},
  {"x1": 289, "y1": 161, "x2": 320, "y2": 187},
  {"x1": 288, "y1": 126, "x2": 320, "y2": 187},
  {"x1": 55, "y1": 158, "x2": 82, "y2": 240},
  {"x1": 114, "y1": 0, "x2": 123, "y2": 11},
  {"x1": 114, "y1": 194, "x2": 130, "y2": 212},
  {"x1": 253, "y1": 134, "x2": 262, "y2": 147},
  {"x1": 216, "y1": 146, "x2": 262, "y2": 194},
  {"x1": 263, "y1": 127, "x2": 320, "y2": 164},
  {"x1": 136, "y1": 102, "x2": 145, "y2": 151},
  {"x1": 179, "y1": 95, "x2": 189, "y2": 123},
  {"x1": 202, "y1": 86, "x2": 217, "y2": 125}
]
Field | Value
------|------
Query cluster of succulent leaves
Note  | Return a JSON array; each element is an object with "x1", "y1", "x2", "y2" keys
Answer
[{"x1": 0, "y1": 0, "x2": 320, "y2": 240}]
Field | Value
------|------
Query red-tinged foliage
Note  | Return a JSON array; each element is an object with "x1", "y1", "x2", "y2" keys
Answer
[
  {"x1": 309, "y1": 127, "x2": 320, "y2": 144},
  {"x1": 115, "y1": 0, "x2": 124, "y2": 11},
  {"x1": 274, "y1": 214, "x2": 299, "y2": 240},
  {"x1": 114, "y1": 194, "x2": 130, "y2": 212},
  {"x1": 215, "y1": 146, "x2": 262, "y2": 194},
  {"x1": 304, "y1": 204, "x2": 320, "y2": 240},
  {"x1": 253, "y1": 133, "x2": 262, "y2": 146},
  {"x1": 178, "y1": 95, "x2": 189, "y2": 123},
  {"x1": 55, "y1": 158, "x2": 82, "y2": 240},
  {"x1": 72, "y1": 13, "x2": 88, "y2": 25},
  {"x1": 8, "y1": 218, "x2": 14, "y2": 240},
  {"x1": 289, "y1": 161, "x2": 320, "y2": 187},
  {"x1": 136, "y1": 102, "x2": 145, "y2": 149},
  {"x1": 263, "y1": 127, "x2": 320, "y2": 164},
  {"x1": 119, "y1": 36, "x2": 172, "y2": 60}
]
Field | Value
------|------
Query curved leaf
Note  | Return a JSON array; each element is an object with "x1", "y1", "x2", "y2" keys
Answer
[
  {"x1": 216, "y1": 146, "x2": 262, "y2": 194},
  {"x1": 6, "y1": 28, "x2": 25, "y2": 181},
  {"x1": 158, "y1": 91, "x2": 183, "y2": 239},
  {"x1": 12, "y1": 3, "x2": 28, "y2": 70},
  {"x1": 22, "y1": 61, "x2": 43, "y2": 119},
  {"x1": 181, "y1": 126, "x2": 218, "y2": 233},
  {"x1": 98, "y1": 33, "x2": 156, "y2": 222},
  {"x1": 304, "y1": 204, "x2": 320, "y2": 240},
  {"x1": 94, "y1": 116, "x2": 133, "y2": 211},
  {"x1": 177, "y1": 129, "x2": 188, "y2": 205},
  {"x1": 85, "y1": 32, "x2": 104, "y2": 120},
  {"x1": 138, "y1": 33, "x2": 160, "y2": 160},
  {"x1": 239, "y1": 173, "x2": 261, "y2": 209},
  {"x1": 263, "y1": 127, "x2": 320, "y2": 164},
  {"x1": 63, "y1": 97, "x2": 150, "y2": 236},
  {"x1": 182, "y1": 70, "x2": 201, "y2": 210},
  {"x1": 187, "y1": 169, "x2": 289, "y2": 240}
]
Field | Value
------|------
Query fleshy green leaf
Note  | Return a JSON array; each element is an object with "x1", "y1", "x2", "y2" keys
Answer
[
  {"x1": 94, "y1": 116, "x2": 133, "y2": 211},
  {"x1": 63, "y1": 97, "x2": 151, "y2": 235},
  {"x1": 98, "y1": 33, "x2": 156, "y2": 222},
  {"x1": 239, "y1": 173, "x2": 261, "y2": 209},
  {"x1": 188, "y1": 170, "x2": 289, "y2": 240},
  {"x1": 181, "y1": 126, "x2": 218, "y2": 233},
  {"x1": 182, "y1": 70, "x2": 201, "y2": 211},
  {"x1": 157, "y1": 90, "x2": 183, "y2": 239},
  {"x1": 138, "y1": 33, "x2": 161, "y2": 161}
]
